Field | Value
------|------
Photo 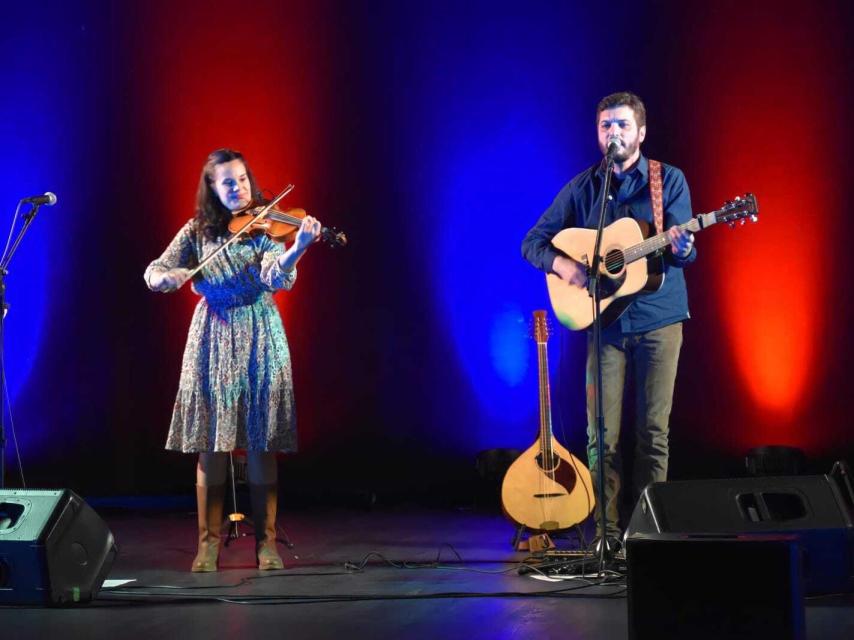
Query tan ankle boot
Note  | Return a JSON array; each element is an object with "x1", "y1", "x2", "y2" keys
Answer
[
  {"x1": 191, "y1": 484, "x2": 225, "y2": 572},
  {"x1": 249, "y1": 483, "x2": 284, "y2": 570}
]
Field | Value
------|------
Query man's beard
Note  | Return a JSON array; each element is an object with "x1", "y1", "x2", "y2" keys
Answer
[{"x1": 602, "y1": 136, "x2": 640, "y2": 162}]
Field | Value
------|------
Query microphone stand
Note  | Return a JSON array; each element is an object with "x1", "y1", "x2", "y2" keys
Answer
[
  {"x1": 0, "y1": 201, "x2": 44, "y2": 488},
  {"x1": 586, "y1": 152, "x2": 616, "y2": 574}
]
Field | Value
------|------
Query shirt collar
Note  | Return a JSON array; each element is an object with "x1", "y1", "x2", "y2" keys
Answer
[{"x1": 596, "y1": 153, "x2": 648, "y2": 180}]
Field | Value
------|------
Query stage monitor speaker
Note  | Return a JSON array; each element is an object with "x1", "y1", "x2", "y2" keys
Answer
[
  {"x1": 626, "y1": 534, "x2": 805, "y2": 640},
  {"x1": 0, "y1": 488, "x2": 117, "y2": 605},
  {"x1": 625, "y1": 475, "x2": 854, "y2": 595}
]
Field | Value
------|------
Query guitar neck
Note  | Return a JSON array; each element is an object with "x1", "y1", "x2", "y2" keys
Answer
[{"x1": 624, "y1": 211, "x2": 717, "y2": 265}]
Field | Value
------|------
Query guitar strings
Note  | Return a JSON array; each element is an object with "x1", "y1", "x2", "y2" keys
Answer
[
  {"x1": 598, "y1": 200, "x2": 753, "y2": 271},
  {"x1": 601, "y1": 219, "x2": 700, "y2": 271}
]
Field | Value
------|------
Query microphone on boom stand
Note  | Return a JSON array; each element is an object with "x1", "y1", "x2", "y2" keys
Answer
[
  {"x1": 1, "y1": 190, "x2": 57, "y2": 488},
  {"x1": 21, "y1": 192, "x2": 58, "y2": 207}
]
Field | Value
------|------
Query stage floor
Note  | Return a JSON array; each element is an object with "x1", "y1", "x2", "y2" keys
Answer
[{"x1": 1, "y1": 503, "x2": 853, "y2": 639}]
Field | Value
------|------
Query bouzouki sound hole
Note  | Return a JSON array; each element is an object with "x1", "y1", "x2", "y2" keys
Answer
[{"x1": 535, "y1": 453, "x2": 578, "y2": 495}]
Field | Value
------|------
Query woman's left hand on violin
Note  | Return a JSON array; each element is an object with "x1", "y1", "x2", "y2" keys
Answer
[{"x1": 295, "y1": 215, "x2": 322, "y2": 250}]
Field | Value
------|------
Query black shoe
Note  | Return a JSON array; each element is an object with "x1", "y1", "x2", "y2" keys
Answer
[{"x1": 592, "y1": 535, "x2": 622, "y2": 554}]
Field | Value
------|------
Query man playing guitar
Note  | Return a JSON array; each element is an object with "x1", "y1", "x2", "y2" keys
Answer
[{"x1": 521, "y1": 92, "x2": 695, "y2": 552}]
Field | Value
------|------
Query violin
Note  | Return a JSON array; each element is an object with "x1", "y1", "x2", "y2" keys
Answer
[
  {"x1": 229, "y1": 205, "x2": 348, "y2": 248},
  {"x1": 181, "y1": 184, "x2": 345, "y2": 286}
]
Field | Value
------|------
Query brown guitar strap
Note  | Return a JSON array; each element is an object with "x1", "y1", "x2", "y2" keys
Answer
[{"x1": 648, "y1": 159, "x2": 664, "y2": 234}]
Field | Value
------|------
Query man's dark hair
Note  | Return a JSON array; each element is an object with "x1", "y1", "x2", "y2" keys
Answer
[{"x1": 596, "y1": 91, "x2": 647, "y2": 127}]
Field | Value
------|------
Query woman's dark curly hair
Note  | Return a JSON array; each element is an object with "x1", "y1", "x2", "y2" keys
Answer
[{"x1": 194, "y1": 148, "x2": 262, "y2": 239}]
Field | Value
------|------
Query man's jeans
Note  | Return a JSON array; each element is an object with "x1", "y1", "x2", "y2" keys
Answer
[{"x1": 585, "y1": 322, "x2": 683, "y2": 538}]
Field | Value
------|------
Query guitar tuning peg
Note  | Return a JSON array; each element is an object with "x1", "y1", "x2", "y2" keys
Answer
[
  {"x1": 728, "y1": 222, "x2": 735, "y2": 229},
  {"x1": 740, "y1": 219, "x2": 746, "y2": 225},
  {"x1": 750, "y1": 215, "x2": 758, "y2": 223},
  {"x1": 735, "y1": 195, "x2": 742, "y2": 201}
]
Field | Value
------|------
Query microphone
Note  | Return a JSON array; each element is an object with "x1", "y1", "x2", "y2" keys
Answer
[
  {"x1": 606, "y1": 137, "x2": 620, "y2": 159},
  {"x1": 21, "y1": 192, "x2": 57, "y2": 206}
]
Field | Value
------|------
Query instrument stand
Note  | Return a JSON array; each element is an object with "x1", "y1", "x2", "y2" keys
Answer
[
  {"x1": 587, "y1": 155, "x2": 618, "y2": 574},
  {"x1": 511, "y1": 523, "x2": 588, "y2": 553},
  {"x1": 221, "y1": 453, "x2": 297, "y2": 559},
  {"x1": 0, "y1": 201, "x2": 44, "y2": 489},
  {"x1": 511, "y1": 525, "x2": 556, "y2": 553}
]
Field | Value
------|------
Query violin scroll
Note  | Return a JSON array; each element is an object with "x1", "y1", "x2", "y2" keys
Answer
[{"x1": 321, "y1": 227, "x2": 347, "y2": 248}]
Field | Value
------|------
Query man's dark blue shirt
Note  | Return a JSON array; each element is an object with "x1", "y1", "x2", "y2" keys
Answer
[{"x1": 522, "y1": 154, "x2": 695, "y2": 337}]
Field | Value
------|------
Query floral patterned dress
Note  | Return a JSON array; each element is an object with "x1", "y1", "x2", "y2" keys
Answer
[{"x1": 144, "y1": 220, "x2": 298, "y2": 453}]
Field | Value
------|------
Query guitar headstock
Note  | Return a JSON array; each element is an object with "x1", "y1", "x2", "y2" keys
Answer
[
  {"x1": 716, "y1": 193, "x2": 759, "y2": 227},
  {"x1": 532, "y1": 310, "x2": 550, "y2": 344}
]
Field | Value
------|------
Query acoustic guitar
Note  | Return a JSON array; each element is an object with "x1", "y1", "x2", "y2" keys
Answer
[
  {"x1": 547, "y1": 193, "x2": 759, "y2": 330},
  {"x1": 501, "y1": 310, "x2": 595, "y2": 531}
]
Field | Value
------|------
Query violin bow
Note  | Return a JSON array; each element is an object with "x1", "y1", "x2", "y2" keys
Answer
[{"x1": 180, "y1": 183, "x2": 295, "y2": 286}]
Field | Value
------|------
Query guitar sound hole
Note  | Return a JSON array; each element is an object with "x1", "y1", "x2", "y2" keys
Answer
[{"x1": 604, "y1": 249, "x2": 625, "y2": 275}]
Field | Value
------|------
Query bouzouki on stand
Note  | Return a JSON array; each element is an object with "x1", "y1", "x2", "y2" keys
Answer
[
  {"x1": 547, "y1": 193, "x2": 759, "y2": 330},
  {"x1": 501, "y1": 310, "x2": 596, "y2": 550}
]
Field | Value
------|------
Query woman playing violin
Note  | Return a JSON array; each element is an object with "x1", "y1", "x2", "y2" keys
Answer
[{"x1": 144, "y1": 148, "x2": 320, "y2": 572}]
